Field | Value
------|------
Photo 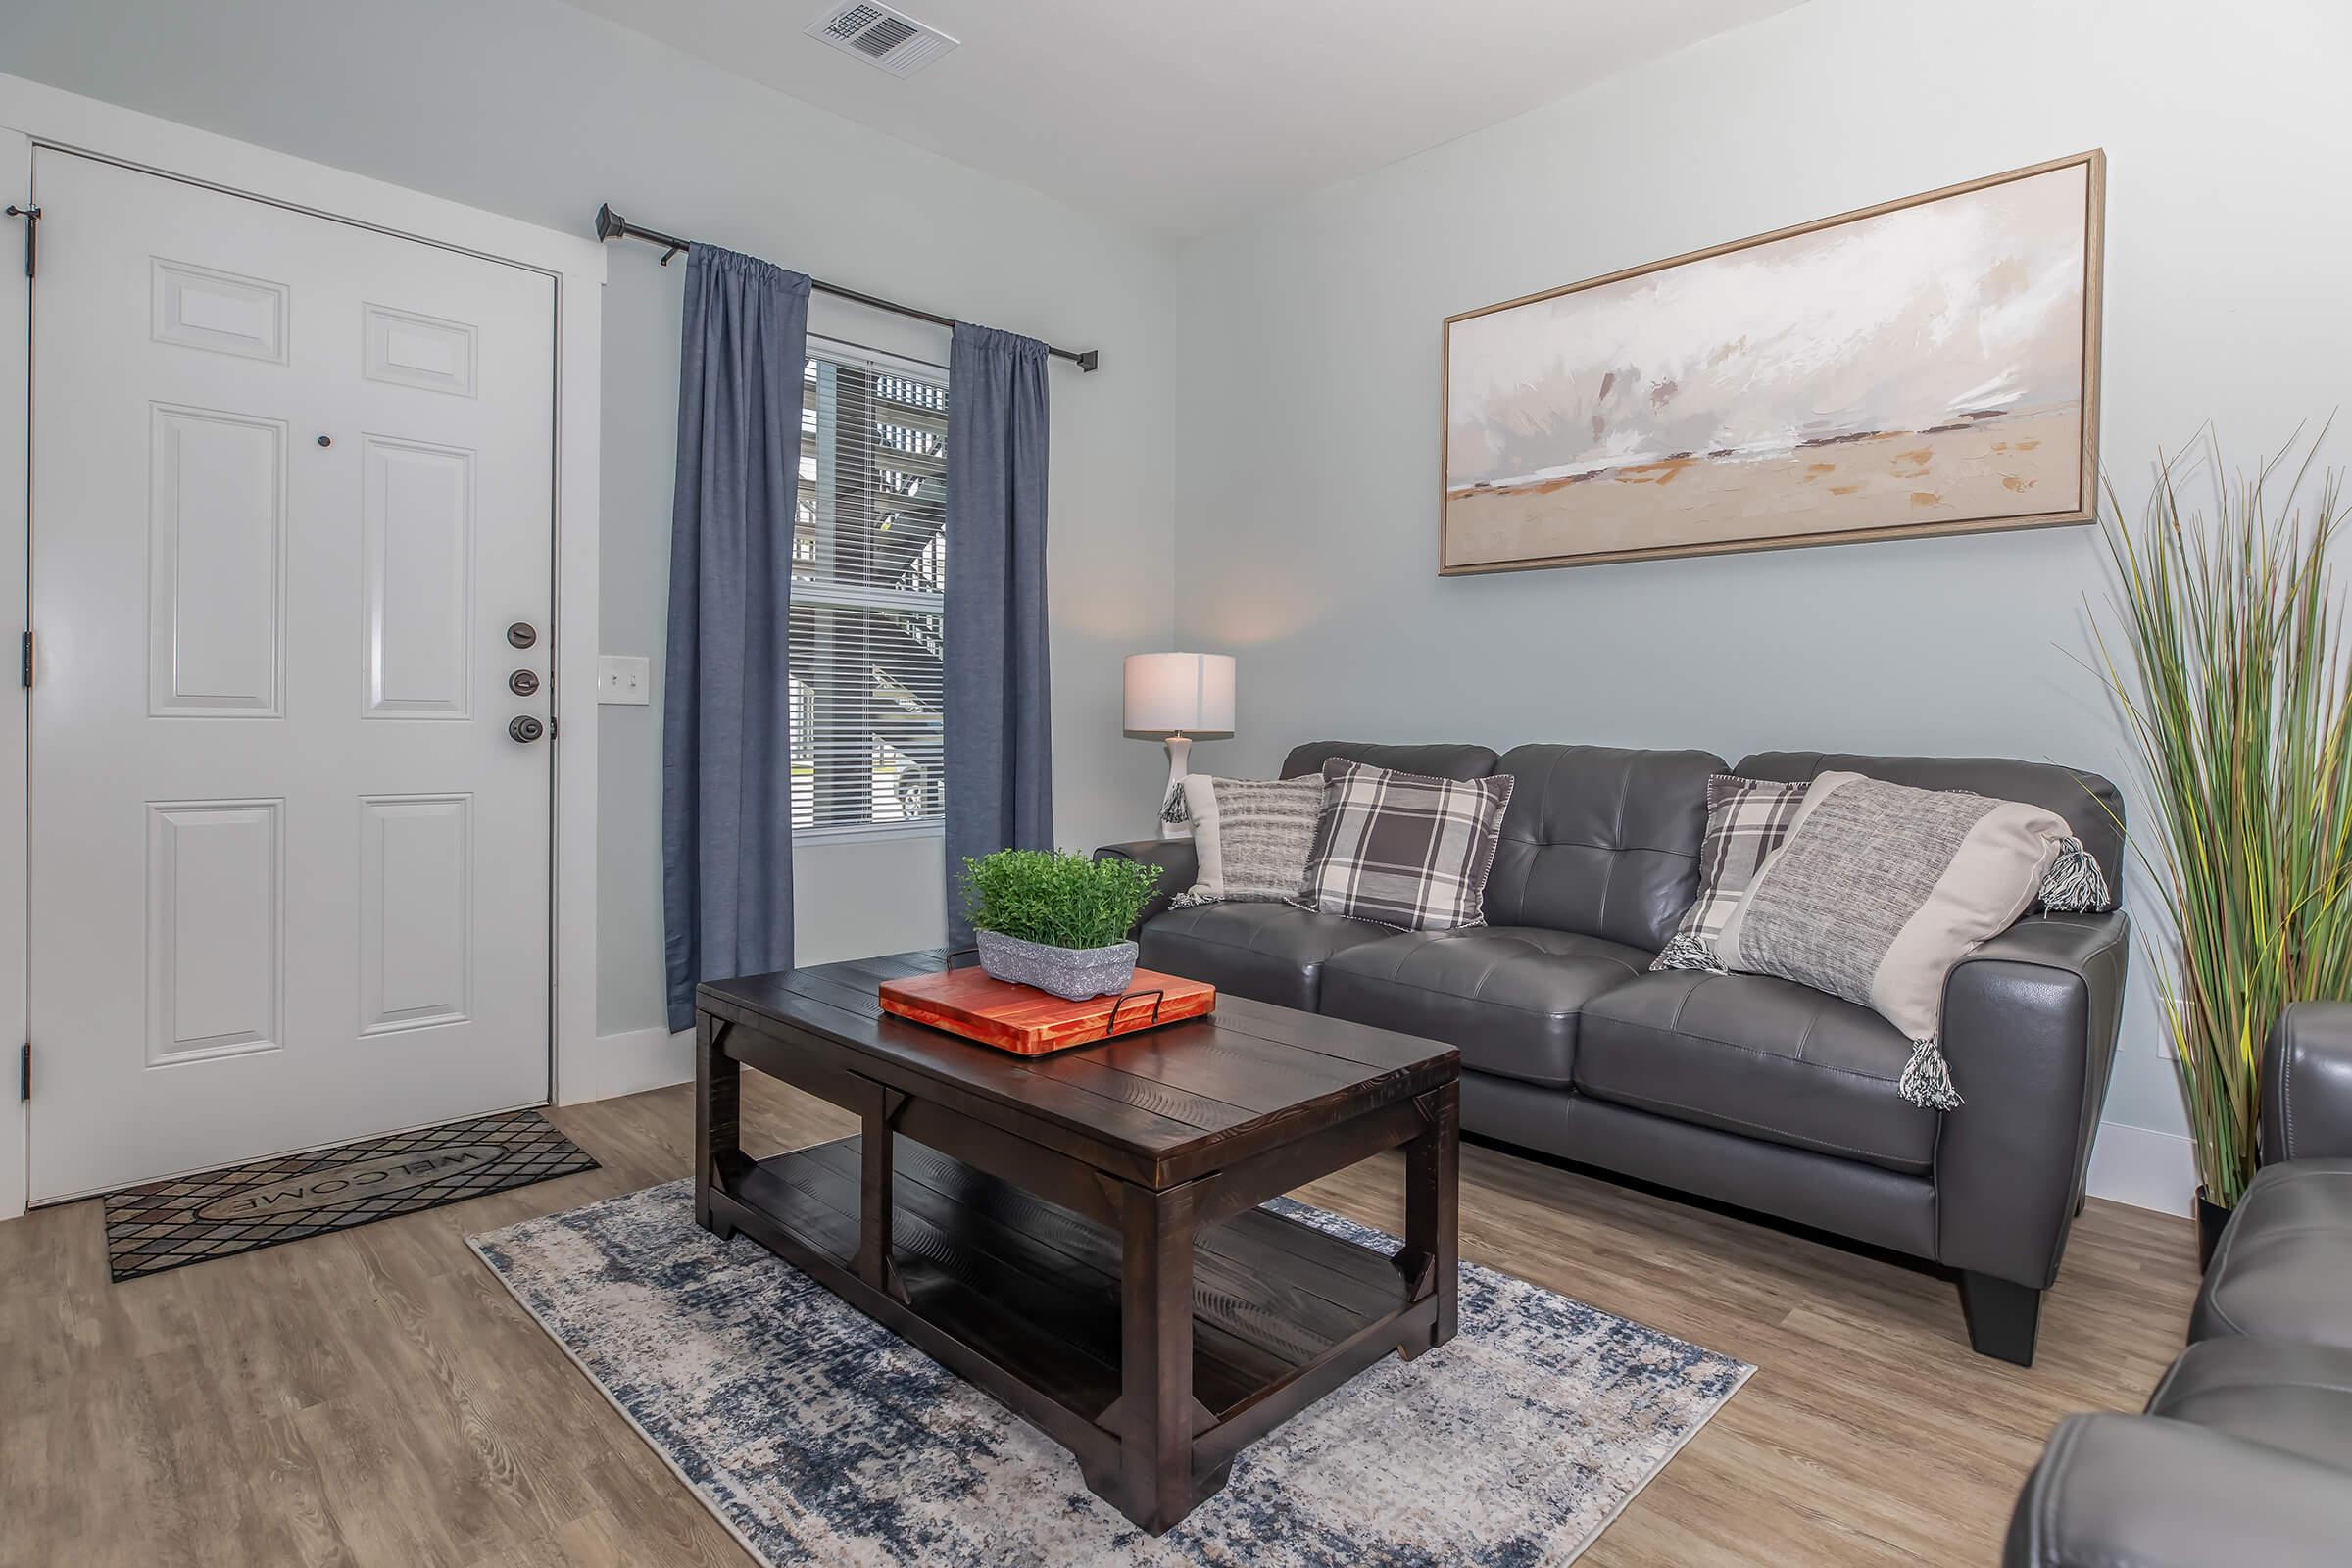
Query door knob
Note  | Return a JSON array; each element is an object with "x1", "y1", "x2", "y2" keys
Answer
[
  {"x1": 509, "y1": 715, "x2": 545, "y2": 744},
  {"x1": 507, "y1": 621, "x2": 538, "y2": 649}
]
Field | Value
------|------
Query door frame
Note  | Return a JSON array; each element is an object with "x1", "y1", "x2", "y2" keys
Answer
[{"x1": 0, "y1": 72, "x2": 608, "y2": 1221}]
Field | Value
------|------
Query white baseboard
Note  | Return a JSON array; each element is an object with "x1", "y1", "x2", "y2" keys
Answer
[
  {"x1": 2084, "y1": 1120, "x2": 2197, "y2": 1216},
  {"x1": 558, "y1": 1025, "x2": 694, "y2": 1106},
  {"x1": 0, "y1": 1101, "x2": 23, "y2": 1223}
]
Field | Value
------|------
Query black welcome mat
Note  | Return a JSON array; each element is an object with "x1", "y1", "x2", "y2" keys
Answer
[{"x1": 102, "y1": 1109, "x2": 598, "y2": 1282}]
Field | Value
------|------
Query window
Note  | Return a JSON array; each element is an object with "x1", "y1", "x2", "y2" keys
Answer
[{"x1": 790, "y1": 340, "x2": 948, "y2": 834}]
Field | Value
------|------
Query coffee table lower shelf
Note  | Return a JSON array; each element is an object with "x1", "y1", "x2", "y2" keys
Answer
[{"x1": 703, "y1": 1134, "x2": 1431, "y2": 1529}]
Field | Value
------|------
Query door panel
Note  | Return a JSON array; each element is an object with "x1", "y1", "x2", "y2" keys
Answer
[
  {"x1": 363, "y1": 303, "x2": 477, "y2": 397},
  {"x1": 147, "y1": 403, "x2": 286, "y2": 715},
  {"x1": 151, "y1": 257, "x2": 289, "y2": 364},
  {"x1": 27, "y1": 150, "x2": 556, "y2": 1200},
  {"x1": 358, "y1": 793, "x2": 474, "y2": 1035},
  {"x1": 145, "y1": 798, "x2": 284, "y2": 1064},
  {"x1": 362, "y1": 435, "x2": 474, "y2": 718}
]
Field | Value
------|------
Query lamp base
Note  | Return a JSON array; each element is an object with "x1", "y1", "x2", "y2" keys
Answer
[{"x1": 1158, "y1": 733, "x2": 1193, "y2": 841}]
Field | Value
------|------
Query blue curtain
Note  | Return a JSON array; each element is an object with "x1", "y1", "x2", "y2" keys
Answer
[
  {"x1": 944, "y1": 323, "x2": 1054, "y2": 946},
  {"x1": 662, "y1": 245, "x2": 811, "y2": 1032}
]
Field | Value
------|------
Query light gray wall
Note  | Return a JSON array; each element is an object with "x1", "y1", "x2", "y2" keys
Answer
[
  {"x1": 12, "y1": 0, "x2": 2339, "y2": 1201},
  {"x1": 0, "y1": 0, "x2": 1181, "y2": 1036},
  {"x1": 1169, "y1": 0, "x2": 2352, "y2": 1176}
]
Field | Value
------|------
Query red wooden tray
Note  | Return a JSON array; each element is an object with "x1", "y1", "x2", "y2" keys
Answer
[{"x1": 877, "y1": 965, "x2": 1216, "y2": 1055}]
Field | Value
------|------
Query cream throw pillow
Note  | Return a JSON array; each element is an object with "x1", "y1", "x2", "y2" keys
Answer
[
  {"x1": 1167, "y1": 774, "x2": 1322, "y2": 907},
  {"x1": 1715, "y1": 771, "x2": 2077, "y2": 1110}
]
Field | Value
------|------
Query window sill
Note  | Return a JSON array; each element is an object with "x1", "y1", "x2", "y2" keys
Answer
[{"x1": 792, "y1": 820, "x2": 945, "y2": 848}]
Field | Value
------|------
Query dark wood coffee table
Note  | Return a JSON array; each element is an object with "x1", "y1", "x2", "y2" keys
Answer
[{"x1": 694, "y1": 950, "x2": 1460, "y2": 1535}]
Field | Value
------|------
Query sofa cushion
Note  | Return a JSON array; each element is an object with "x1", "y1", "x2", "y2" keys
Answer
[
  {"x1": 1137, "y1": 902, "x2": 1393, "y2": 1011},
  {"x1": 1318, "y1": 926, "x2": 1649, "y2": 1088},
  {"x1": 1576, "y1": 969, "x2": 1940, "y2": 1174},
  {"x1": 1280, "y1": 740, "x2": 1499, "y2": 784},
  {"x1": 2191, "y1": 1160, "x2": 2352, "y2": 1348},
  {"x1": 2145, "y1": 1336, "x2": 2352, "y2": 1472},
  {"x1": 1482, "y1": 744, "x2": 1722, "y2": 953}
]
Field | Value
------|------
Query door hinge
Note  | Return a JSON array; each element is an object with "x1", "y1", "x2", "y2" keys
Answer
[
  {"x1": 3, "y1": 204, "x2": 36, "y2": 278},
  {"x1": 18, "y1": 631, "x2": 29, "y2": 689},
  {"x1": 17, "y1": 1043, "x2": 26, "y2": 1103}
]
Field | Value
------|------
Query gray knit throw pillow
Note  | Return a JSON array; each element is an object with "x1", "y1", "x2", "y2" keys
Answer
[{"x1": 1165, "y1": 774, "x2": 1321, "y2": 907}]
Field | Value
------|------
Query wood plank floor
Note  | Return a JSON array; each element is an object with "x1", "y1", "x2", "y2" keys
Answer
[{"x1": 0, "y1": 1075, "x2": 2200, "y2": 1567}]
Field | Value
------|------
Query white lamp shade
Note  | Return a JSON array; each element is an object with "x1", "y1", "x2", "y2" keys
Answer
[{"x1": 1124, "y1": 652, "x2": 1236, "y2": 735}]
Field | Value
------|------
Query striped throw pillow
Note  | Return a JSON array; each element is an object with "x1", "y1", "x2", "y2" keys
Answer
[{"x1": 1168, "y1": 774, "x2": 1322, "y2": 907}]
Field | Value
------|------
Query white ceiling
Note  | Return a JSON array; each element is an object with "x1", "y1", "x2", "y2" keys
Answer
[{"x1": 560, "y1": 0, "x2": 1807, "y2": 241}]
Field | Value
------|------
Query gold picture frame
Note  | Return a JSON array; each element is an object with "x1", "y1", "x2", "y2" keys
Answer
[{"x1": 1439, "y1": 150, "x2": 2106, "y2": 574}]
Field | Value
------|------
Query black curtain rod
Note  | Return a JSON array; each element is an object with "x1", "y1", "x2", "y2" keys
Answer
[{"x1": 594, "y1": 204, "x2": 1100, "y2": 372}]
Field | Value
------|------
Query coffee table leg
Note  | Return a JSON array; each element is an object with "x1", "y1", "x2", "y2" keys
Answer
[
  {"x1": 1398, "y1": 1079, "x2": 1460, "y2": 1355},
  {"x1": 854, "y1": 1076, "x2": 909, "y2": 1302},
  {"x1": 695, "y1": 1012, "x2": 739, "y2": 1240},
  {"x1": 1107, "y1": 1178, "x2": 1203, "y2": 1535}
]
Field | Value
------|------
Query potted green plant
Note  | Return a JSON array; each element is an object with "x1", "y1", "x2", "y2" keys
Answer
[
  {"x1": 2095, "y1": 428, "x2": 2352, "y2": 1266},
  {"x1": 960, "y1": 850, "x2": 1163, "y2": 1001}
]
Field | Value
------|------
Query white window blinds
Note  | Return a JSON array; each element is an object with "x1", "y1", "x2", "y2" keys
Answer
[{"x1": 791, "y1": 341, "x2": 948, "y2": 832}]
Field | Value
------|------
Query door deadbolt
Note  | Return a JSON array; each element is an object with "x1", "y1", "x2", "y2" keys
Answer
[
  {"x1": 508, "y1": 715, "x2": 545, "y2": 744},
  {"x1": 506, "y1": 621, "x2": 538, "y2": 649},
  {"x1": 509, "y1": 669, "x2": 541, "y2": 697}
]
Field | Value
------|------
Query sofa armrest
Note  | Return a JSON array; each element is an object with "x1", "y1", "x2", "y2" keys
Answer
[
  {"x1": 1935, "y1": 911, "x2": 2130, "y2": 1288},
  {"x1": 2263, "y1": 1002, "x2": 2352, "y2": 1163},
  {"x1": 2005, "y1": 1413, "x2": 2352, "y2": 1568},
  {"x1": 1094, "y1": 839, "x2": 1198, "y2": 933}
]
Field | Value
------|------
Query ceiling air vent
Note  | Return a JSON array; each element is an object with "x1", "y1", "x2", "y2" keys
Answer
[{"x1": 805, "y1": 2, "x2": 960, "y2": 77}]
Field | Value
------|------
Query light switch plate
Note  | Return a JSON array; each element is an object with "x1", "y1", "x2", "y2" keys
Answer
[{"x1": 598, "y1": 654, "x2": 652, "y2": 705}]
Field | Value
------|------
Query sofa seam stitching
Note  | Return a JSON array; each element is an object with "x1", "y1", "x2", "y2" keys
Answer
[
  {"x1": 1334, "y1": 964, "x2": 1632, "y2": 1020},
  {"x1": 1590, "y1": 1017, "x2": 1915, "y2": 1090},
  {"x1": 2283, "y1": 1023, "x2": 2297, "y2": 1159},
  {"x1": 2160, "y1": 1374, "x2": 2352, "y2": 1402},
  {"x1": 1578, "y1": 1084, "x2": 1931, "y2": 1166}
]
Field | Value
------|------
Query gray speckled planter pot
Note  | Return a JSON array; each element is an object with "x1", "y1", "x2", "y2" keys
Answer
[{"x1": 974, "y1": 930, "x2": 1138, "y2": 1001}]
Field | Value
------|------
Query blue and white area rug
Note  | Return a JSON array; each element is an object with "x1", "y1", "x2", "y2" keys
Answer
[{"x1": 469, "y1": 1180, "x2": 1750, "y2": 1566}]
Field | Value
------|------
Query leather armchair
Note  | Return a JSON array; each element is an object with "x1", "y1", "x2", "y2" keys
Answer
[
  {"x1": 2261, "y1": 1000, "x2": 2352, "y2": 1161},
  {"x1": 2004, "y1": 1003, "x2": 2352, "y2": 1567},
  {"x1": 2005, "y1": 1413, "x2": 2352, "y2": 1568}
]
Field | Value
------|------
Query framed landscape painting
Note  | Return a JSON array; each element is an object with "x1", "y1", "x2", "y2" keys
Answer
[{"x1": 1440, "y1": 150, "x2": 2105, "y2": 573}]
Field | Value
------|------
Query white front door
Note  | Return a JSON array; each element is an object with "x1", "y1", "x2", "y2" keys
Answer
[{"x1": 25, "y1": 150, "x2": 556, "y2": 1201}]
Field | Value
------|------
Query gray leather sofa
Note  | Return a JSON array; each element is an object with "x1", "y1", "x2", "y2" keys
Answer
[
  {"x1": 1100, "y1": 739, "x2": 2130, "y2": 1363},
  {"x1": 2004, "y1": 1003, "x2": 2352, "y2": 1566}
]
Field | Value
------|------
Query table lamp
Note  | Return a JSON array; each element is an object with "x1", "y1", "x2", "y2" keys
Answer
[{"x1": 1123, "y1": 653, "x2": 1236, "y2": 840}]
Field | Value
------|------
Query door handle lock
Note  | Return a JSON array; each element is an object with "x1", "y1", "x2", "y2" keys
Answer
[
  {"x1": 507, "y1": 621, "x2": 538, "y2": 649},
  {"x1": 509, "y1": 669, "x2": 540, "y2": 697},
  {"x1": 508, "y1": 715, "x2": 545, "y2": 744}
]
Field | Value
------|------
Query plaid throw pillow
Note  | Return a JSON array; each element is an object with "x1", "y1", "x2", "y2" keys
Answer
[
  {"x1": 1652, "y1": 774, "x2": 1808, "y2": 972},
  {"x1": 1297, "y1": 760, "x2": 1514, "y2": 932}
]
